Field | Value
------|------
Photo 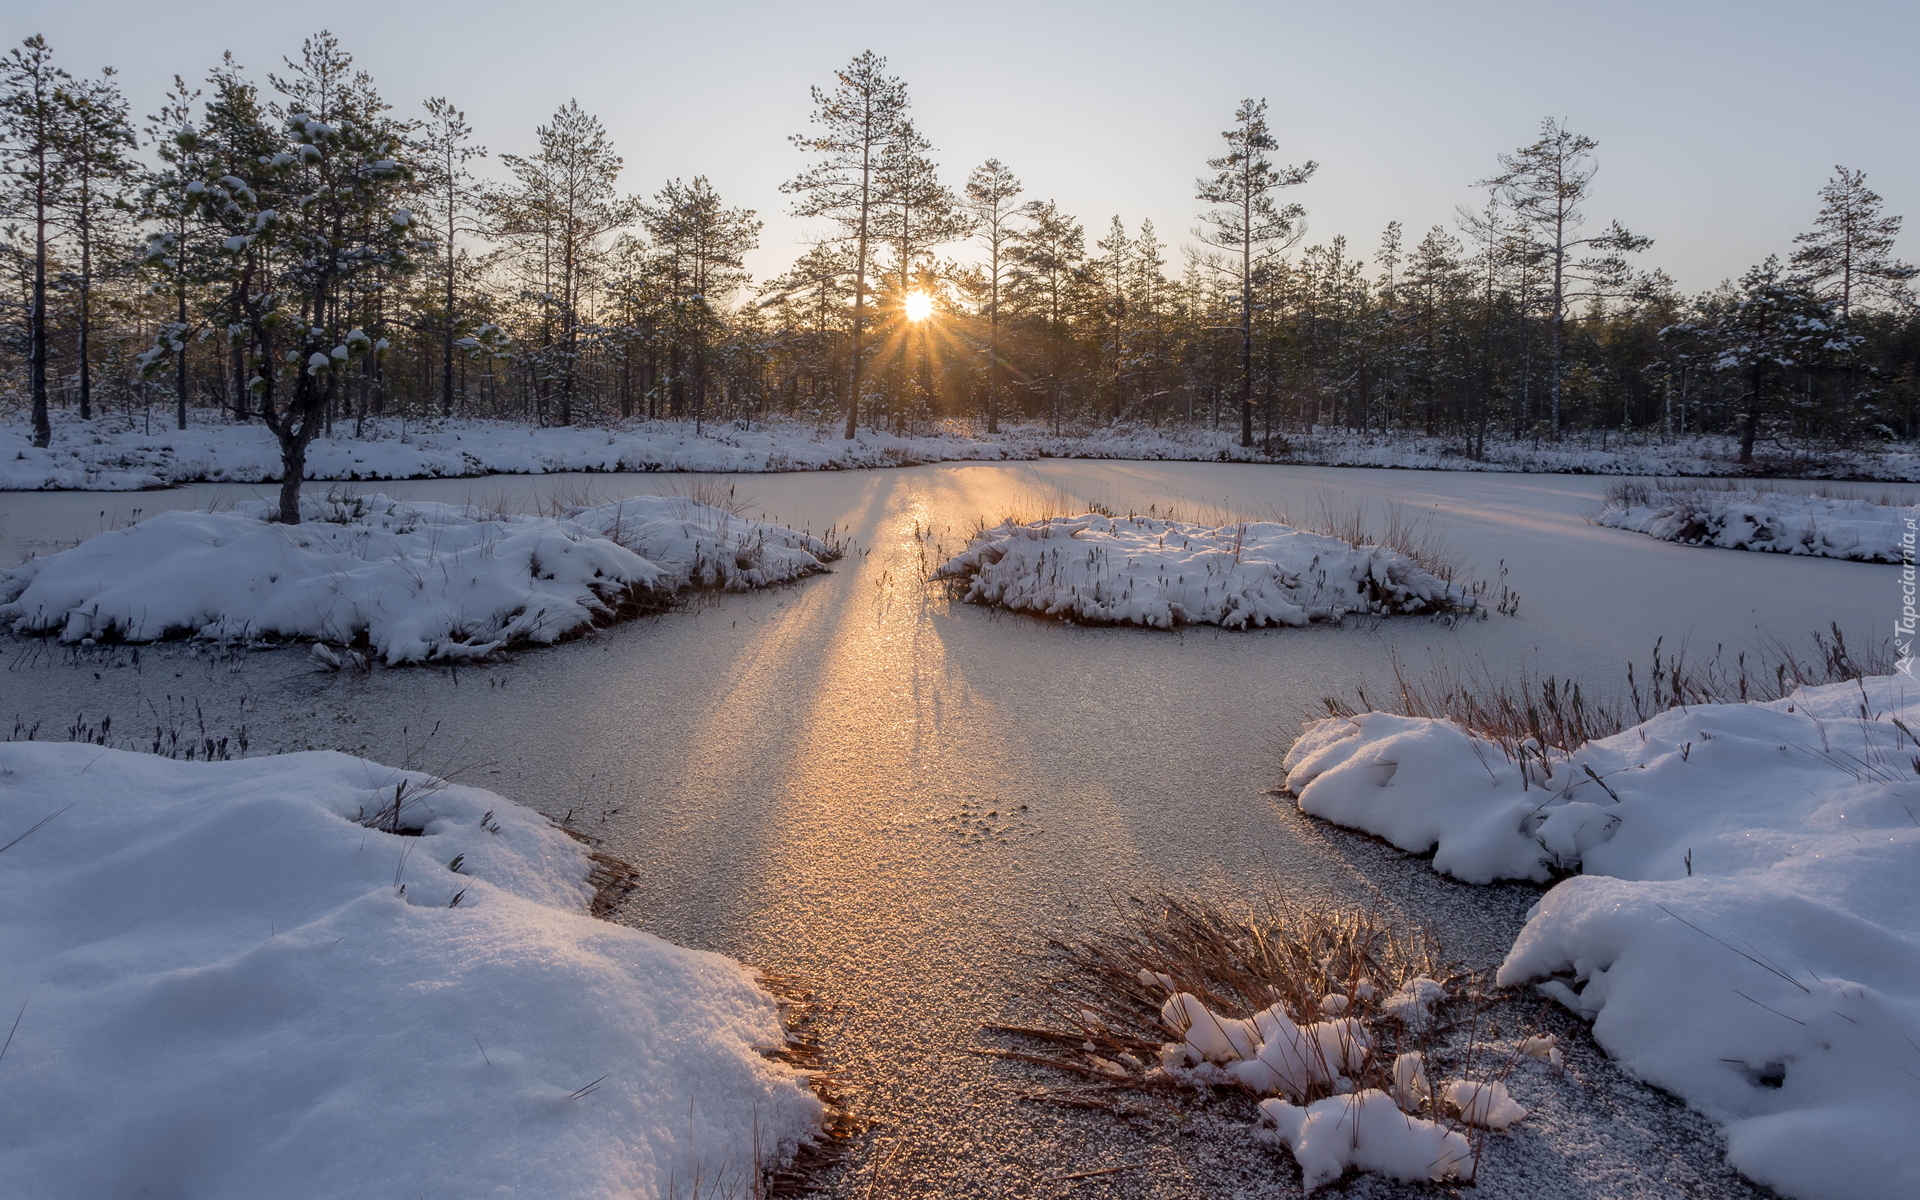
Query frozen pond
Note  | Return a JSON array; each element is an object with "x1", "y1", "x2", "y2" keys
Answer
[{"x1": 0, "y1": 460, "x2": 1878, "y2": 1198}]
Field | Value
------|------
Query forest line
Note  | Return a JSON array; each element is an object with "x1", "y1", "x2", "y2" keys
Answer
[{"x1": 4, "y1": 33, "x2": 1915, "y2": 501}]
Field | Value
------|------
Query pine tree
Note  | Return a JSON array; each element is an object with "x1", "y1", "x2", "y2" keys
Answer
[
  {"x1": 784, "y1": 51, "x2": 909, "y2": 438},
  {"x1": 413, "y1": 97, "x2": 485, "y2": 416},
  {"x1": 138, "y1": 74, "x2": 208, "y2": 427},
  {"x1": 1009, "y1": 199, "x2": 1085, "y2": 434},
  {"x1": 0, "y1": 35, "x2": 72, "y2": 447},
  {"x1": 51, "y1": 67, "x2": 136, "y2": 421},
  {"x1": 139, "y1": 34, "x2": 419, "y2": 521},
  {"x1": 640, "y1": 176, "x2": 760, "y2": 433},
  {"x1": 1480, "y1": 118, "x2": 1649, "y2": 433},
  {"x1": 1195, "y1": 98, "x2": 1315, "y2": 447},
  {"x1": 872, "y1": 119, "x2": 962, "y2": 430},
  {"x1": 962, "y1": 158, "x2": 1021, "y2": 433},
  {"x1": 1707, "y1": 257, "x2": 1853, "y2": 463},
  {"x1": 1790, "y1": 166, "x2": 1916, "y2": 321},
  {"x1": 1092, "y1": 215, "x2": 1132, "y2": 420},
  {"x1": 492, "y1": 101, "x2": 634, "y2": 426}
]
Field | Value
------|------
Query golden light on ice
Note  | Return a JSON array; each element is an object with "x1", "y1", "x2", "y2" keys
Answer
[{"x1": 903, "y1": 291, "x2": 934, "y2": 322}]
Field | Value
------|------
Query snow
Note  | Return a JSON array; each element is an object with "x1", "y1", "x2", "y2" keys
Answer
[
  {"x1": 10, "y1": 410, "x2": 1920, "y2": 490},
  {"x1": 1445, "y1": 1079, "x2": 1528, "y2": 1129},
  {"x1": 1152, "y1": 985, "x2": 1535, "y2": 1190},
  {"x1": 1281, "y1": 676, "x2": 1920, "y2": 1200},
  {"x1": 1258, "y1": 1090, "x2": 1475, "y2": 1190},
  {"x1": 1596, "y1": 486, "x2": 1915, "y2": 562},
  {"x1": 0, "y1": 491, "x2": 834, "y2": 664},
  {"x1": 0, "y1": 743, "x2": 823, "y2": 1200},
  {"x1": 934, "y1": 514, "x2": 1470, "y2": 628}
]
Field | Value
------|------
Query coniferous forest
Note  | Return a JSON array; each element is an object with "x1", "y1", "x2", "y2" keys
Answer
[{"x1": 4, "y1": 34, "x2": 1916, "y2": 473}]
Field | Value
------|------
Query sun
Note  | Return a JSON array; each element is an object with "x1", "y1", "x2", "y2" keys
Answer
[{"x1": 903, "y1": 291, "x2": 934, "y2": 322}]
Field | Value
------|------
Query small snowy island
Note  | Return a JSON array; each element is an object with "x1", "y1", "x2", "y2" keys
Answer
[
  {"x1": 0, "y1": 492, "x2": 836, "y2": 664},
  {"x1": 933, "y1": 513, "x2": 1472, "y2": 629},
  {"x1": 1595, "y1": 484, "x2": 1913, "y2": 563}
]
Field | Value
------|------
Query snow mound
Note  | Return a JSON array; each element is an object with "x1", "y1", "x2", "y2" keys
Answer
[
  {"x1": 1596, "y1": 487, "x2": 1914, "y2": 562},
  {"x1": 934, "y1": 514, "x2": 1470, "y2": 628},
  {"x1": 0, "y1": 492, "x2": 834, "y2": 663},
  {"x1": 0, "y1": 743, "x2": 822, "y2": 1200},
  {"x1": 1258, "y1": 1090, "x2": 1474, "y2": 1191},
  {"x1": 1282, "y1": 676, "x2": 1920, "y2": 1200}
]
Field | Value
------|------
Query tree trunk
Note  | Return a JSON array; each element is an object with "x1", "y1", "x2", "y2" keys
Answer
[{"x1": 29, "y1": 149, "x2": 51, "y2": 448}]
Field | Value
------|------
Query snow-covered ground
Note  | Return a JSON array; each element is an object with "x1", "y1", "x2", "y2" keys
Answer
[
  {"x1": 8, "y1": 410, "x2": 1920, "y2": 488},
  {"x1": 1281, "y1": 676, "x2": 1920, "y2": 1200},
  {"x1": 0, "y1": 743, "x2": 822, "y2": 1200},
  {"x1": 0, "y1": 492, "x2": 835, "y2": 663},
  {"x1": 1596, "y1": 486, "x2": 1914, "y2": 563},
  {"x1": 934, "y1": 513, "x2": 1471, "y2": 628}
]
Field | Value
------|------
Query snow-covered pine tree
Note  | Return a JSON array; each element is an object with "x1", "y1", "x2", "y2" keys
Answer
[
  {"x1": 1194, "y1": 98, "x2": 1315, "y2": 448},
  {"x1": 139, "y1": 34, "x2": 420, "y2": 522},
  {"x1": 1708, "y1": 256, "x2": 1855, "y2": 464},
  {"x1": 872, "y1": 119, "x2": 963, "y2": 431}
]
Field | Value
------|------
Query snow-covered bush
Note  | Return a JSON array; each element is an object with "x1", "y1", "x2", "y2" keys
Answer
[
  {"x1": 1281, "y1": 675, "x2": 1920, "y2": 1200},
  {"x1": 0, "y1": 743, "x2": 823, "y2": 1199},
  {"x1": 0, "y1": 492, "x2": 835, "y2": 663},
  {"x1": 933, "y1": 514, "x2": 1472, "y2": 628}
]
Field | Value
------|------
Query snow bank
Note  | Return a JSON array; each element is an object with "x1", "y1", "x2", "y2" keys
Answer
[
  {"x1": 0, "y1": 743, "x2": 822, "y2": 1200},
  {"x1": 1258, "y1": 1090, "x2": 1475, "y2": 1190},
  {"x1": 1282, "y1": 677, "x2": 1920, "y2": 1200},
  {"x1": 1596, "y1": 487, "x2": 1915, "y2": 562},
  {"x1": 934, "y1": 514, "x2": 1470, "y2": 628},
  {"x1": 10, "y1": 410, "x2": 1920, "y2": 489},
  {"x1": 0, "y1": 492, "x2": 834, "y2": 663}
]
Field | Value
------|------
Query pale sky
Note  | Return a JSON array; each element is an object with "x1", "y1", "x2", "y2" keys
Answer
[{"x1": 12, "y1": 0, "x2": 1917, "y2": 294}]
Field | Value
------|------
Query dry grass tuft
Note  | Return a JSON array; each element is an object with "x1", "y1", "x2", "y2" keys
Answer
[
  {"x1": 1323, "y1": 624, "x2": 1888, "y2": 758},
  {"x1": 989, "y1": 893, "x2": 1456, "y2": 1111}
]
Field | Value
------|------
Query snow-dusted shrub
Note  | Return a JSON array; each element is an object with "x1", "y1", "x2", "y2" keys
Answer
[{"x1": 933, "y1": 514, "x2": 1472, "y2": 628}]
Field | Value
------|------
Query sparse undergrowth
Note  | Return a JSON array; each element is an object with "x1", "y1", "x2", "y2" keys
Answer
[{"x1": 1322, "y1": 624, "x2": 1885, "y2": 758}]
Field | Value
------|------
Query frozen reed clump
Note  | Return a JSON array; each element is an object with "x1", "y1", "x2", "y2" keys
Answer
[{"x1": 996, "y1": 895, "x2": 1544, "y2": 1191}]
